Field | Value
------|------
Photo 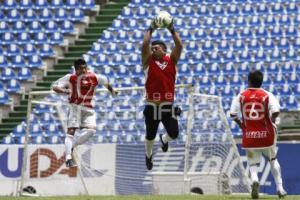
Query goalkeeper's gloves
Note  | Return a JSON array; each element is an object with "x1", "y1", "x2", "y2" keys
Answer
[
  {"x1": 167, "y1": 19, "x2": 175, "y2": 35},
  {"x1": 148, "y1": 19, "x2": 158, "y2": 33}
]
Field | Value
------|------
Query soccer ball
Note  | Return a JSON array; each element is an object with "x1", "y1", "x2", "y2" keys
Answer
[{"x1": 154, "y1": 11, "x2": 173, "y2": 28}]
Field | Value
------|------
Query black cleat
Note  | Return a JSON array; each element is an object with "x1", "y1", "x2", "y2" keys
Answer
[
  {"x1": 251, "y1": 181, "x2": 260, "y2": 199},
  {"x1": 277, "y1": 190, "x2": 287, "y2": 199},
  {"x1": 65, "y1": 159, "x2": 77, "y2": 168},
  {"x1": 159, "y1": 134, "x2": 168, "y2": 152},
  {"x1": 145, "y1": 154, "x2": 153, "y2": 170}
]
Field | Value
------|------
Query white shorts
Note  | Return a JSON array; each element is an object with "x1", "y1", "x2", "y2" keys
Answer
[
  {"x1": 246, "y1": 145, "x2": 277, "y2": 165},
  {"x1": 67, "y1": 104, "x2": 96, "y2": 128}
]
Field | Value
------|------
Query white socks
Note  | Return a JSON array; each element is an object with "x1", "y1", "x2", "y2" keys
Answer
[
  {"x1": 65, "y1": 129, "x2": 96, "y2": 160},
  {"x1": 249, "y1": 164, "x2": 259, "y2": 183},
  {"x1": 73, "y1": 128, "x2": 96, "y2": 147},
  {"x1": 270, "y1": 159, "x2": 284, "y2": 192},
  {"x1": 145, "y1": 139, "x2": 155, "y2": 158},
  {"x1": 162, "y1": 134, "x2": 173, "y2": 144},
  {"x1": 65, "y1": 134, "x2": 74, "y2": 160}
]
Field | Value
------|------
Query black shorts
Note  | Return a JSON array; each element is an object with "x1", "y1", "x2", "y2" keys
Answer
[{"x1": 143, "y1": 103, "x2": 179, "y2": 140}]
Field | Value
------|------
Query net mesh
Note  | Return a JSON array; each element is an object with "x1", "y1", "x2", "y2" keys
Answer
[{"x1": 20, "y1": 87, "x2": 250, "y2": 196}]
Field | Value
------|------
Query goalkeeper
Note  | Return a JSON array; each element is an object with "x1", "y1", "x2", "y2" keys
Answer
[
  {"x1": 141, "y1": 15, "x2": 183, "y2": 170},
  {"x1": 52, "y1": 58, "x2": 117, "y2": 168}
]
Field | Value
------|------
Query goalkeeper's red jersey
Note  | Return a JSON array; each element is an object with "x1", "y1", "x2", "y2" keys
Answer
[
  {"x1": 237, "y1": 89, "x2": 279, "y2": 148},
  {"x1": 145, "y1": 54, "x2": 176, "y2": 102}
]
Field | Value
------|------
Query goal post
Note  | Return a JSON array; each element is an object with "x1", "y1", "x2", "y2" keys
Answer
[{"x1": 18, "y1": 84, "x2": 250, "y2": 196}]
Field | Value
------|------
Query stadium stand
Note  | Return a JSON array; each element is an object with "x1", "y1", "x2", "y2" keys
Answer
[{"x1": 1, "y1": 0, "x2": 300, "y2": 144}]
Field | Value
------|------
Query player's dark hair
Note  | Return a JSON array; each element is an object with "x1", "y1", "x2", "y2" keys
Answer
[
  {"x1": 248, "y1": 70, "x2": 263, "y2": 88},
  {"x1": 74, "y1": 58, "x2": 87, "y2": 70},
  {"x1": 152, "y1": 40, "x2": 167, "y2": 51}
]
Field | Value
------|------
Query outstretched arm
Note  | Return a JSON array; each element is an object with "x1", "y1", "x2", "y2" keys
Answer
[
  {"x1": 142, "y1": 20, "x2": 157, "y2": 70},
  {"x1": 168, "y1": 21, "x2": 183, "y2": 65}
]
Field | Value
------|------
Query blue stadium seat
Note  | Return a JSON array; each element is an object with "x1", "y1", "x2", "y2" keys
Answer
[
  {"x1": 12, "y1": 123, "x2": 26, "y2": 136},
  {"x1": 218, "y1": 40, "x2": 230, "y2": 52},
  {"x1": 286, "y1": 49, "x2": 298, "y2": 60},
  {"x1": 202, "y1": 40, "x2": 214, "y2": 52},
  {"x1": 12, "y1": 21, "x2": 26, "y2": 33},
  {"x1": 209, "y1": 28, "x2": 223, "y2": 40},
  {"x1": 212, "y1": 5, "x2": 225, "y2": 16},
  {"x1": 278, "y1": 84, "x2": 292, "y2": 97},
  {"x1": 207, "y1": 63, "x2": 220, "y2": 75},
  {"x1": 223, "y1": 51, "x2": 237, "y2": 63},
  {"x1": 17, "y1": 32, "x2": 32, "y2": 45},
  {"x1": 286, "y1": 2, "x2": 298, "y2": 14},
  {"x1": 0, "y1": 22, "x2": 9, "y2": 33},
  {"x1": 23, "y1": 44, "x2": 37, "y2": 57},
  {"x1": 227, "y1": 4, "x2": 239, "y2": 16},
  {"x1": 50, "y1": 0, "x2": 64, "y2": 9},
  {"x1": 28, "y1": 55, "x2": 43, "y2": 68},
  {"x1": 234, "y1": 16, "x2": 247, "y2": 27},
  {"x1": 194, "y1": 29, "x2": 207, "y2": 40},
  {"x1": 286, "y1": 26, "x2": 298, "y2": 37},
  {"x1": 111, "y1": 54, "x2": 126, "y2": 65},
  {"x1": 249, "y1": 16, "x2": 262, "y2": 27},
  {"x1": 270, "y1": 49, "x2": 283, "y2": 62},
  {"x1": 278, "y1": 38, "x2": 290, "y2": 51},
  {"x1": 264, "y1": 15, "x2": 277, "y2": 26},
  {"x1": 48, "y1": 135, "x2": 63, "y2": 144},
  {"x1": 271, "y1": 3, "x2": 284, "y2": 14},
  {"x1": 95, "y1": 55, "x2": 109, "y2": 66},
  {"x1": 49, "y1": 32, "x2": 64, "y2": 45},
  {"x1": 215, "y1": 75, "x2": 228, "y2": 86},
  {"x1": 0, "y1": 55, "x2": 8, "y2": 68},
  {"x1": 23, "y1": 9, "x2": 37, "y2": 22},
  {"x1": 182, "y1": 6, "x2": 195, "y2": 16},
  {"x1": 208, "y1": 51, "x2": 222, "y2": 63},
  {"x1": 128, "y1": 53, "x2": 141, "y2": 65},
  {"x1": 35, "y1": 0, "x2": 49, "y2": 9},
  {"x1": 256, "y1": 3, "x2": 269, "y2": 15},
  {"x1": 198, "y1": 5, "x2": 210, "y2": 16},
  {"x1": 279, "y1": 15, "x2": 291, "y2": 26},
  {"x1": 1, "y1": 68, "x2": 16, "y2": 81},
  {"x1": 28, "y1": 21, "x2": 42, "y2": 33},
  {"x1": 254, "y1": 49, "x2": 267, "y2": 62},
  {"x1": 255, "y1": 27, "x2": 269, "y2": 38},
  {"x1": 240, "y1": 27, "x2": 253, "y2": 39},
  {"x1": 54, "y1": 8, "x2": 68, "y2": 22},
  {"x1": 81, "y1": 0, "x2": 95, "y2": 10},
  {"x1": 204, "y1": 18, "x2": 217, "y2": 28},
  {"x1": 33, "y1": 32, "x2": 48, "y2": 44},
  {"x1": 11, "y1": 55, "x2": 26, "y2": 68},
  {"x1": 219, "y1": 17, "x2": 231, "y2": 28},
  {"x1": 223, "y1": 62, "x2": 236, "y2": 75},
  {"x1": 1, "y1": 135, "x2": 14, "y2": 144},
  {"x1": 65, "y1": 0, "x2": 80, "y2": 9},
  {"x1": 186, "y1": 41, "x2": 199, "y2": 52},
  {"x1": 70, "y1": 9, "x2": 85, "y2": 22},
  {"x1": 45, "y1": 20, "x2": 59, "y2": 33},
  {"x1": 239, "y1": 50, "x2": 252, "y2": 63},
  {"x1": 39, "y1": 8, "x2": 53, "y2": 22},
  {"x1": 6, "y1": 79, "x2": 21, "y2": 93},
  {"x1": 39, "y1": 44, "x2": 54, "y2": 57},
  {"x1": 116, "y1": 30, "x2": 129, "y2": 42},
  {"x1": 101, "y1": 30, "x2": 114, "y2": 41},
  {"x1": 270, "y1": 25, "x2": 283, "y2": 38},
  {"x1": 194, "y1": 63, "x2": 206, "y2": 75},
  {"x1": 0, "y1": 90, "x2": 9, "y2": 104},
  {"x1": 7, "y1": 9, "x2": 21, "y2": 22},
  {"x1": 242, "y1": 4, "x2": 255, "y2": 16},
  {"x1": 6, "y1": 44, "x2": 21, "y2": 57},
  {"x1": 233, "y1": 39, "x2": 245, "y2": 52},
  {"x1": 3, "y1": 0, "x2": 17, "y2": 10},
  {"x1": 224, "y1": 28, "x2": 239, "y2": 40},
  {"x1": 1, "y1": 33, "x2": 15, "y2": 45},
  {"x1": 17, "y1": 68, "x2": 32, "y2": 81}
]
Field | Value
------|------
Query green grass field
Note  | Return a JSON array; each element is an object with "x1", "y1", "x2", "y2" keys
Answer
[{"x1": 1, "y1": 195, "x2": 300, "y2": 200}]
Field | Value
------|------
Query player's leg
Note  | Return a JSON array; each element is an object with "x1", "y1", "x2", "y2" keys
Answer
[
  {"x1": 246, "y1": 149, "x2": 261, "y2": 199},
  {"x1": 263, "y1": 146, "x2": 286, "y2": 198},
  {"x1": 65, "y1": 104, "x2": 80, "y2": 167},
  {"x1": 144, "y1": 104, "x2": 160, "y2": 170},
  {"x1": 73, "y1": 107, "x2": 96, "y2": 146},
  {"x1": 160, "y1": 104, "x2": 179, "y2": 152}
]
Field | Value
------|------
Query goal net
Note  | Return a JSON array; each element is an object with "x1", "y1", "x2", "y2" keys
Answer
[{"x1": 18, "y1": 85, "x2": 250, "y2": 196}]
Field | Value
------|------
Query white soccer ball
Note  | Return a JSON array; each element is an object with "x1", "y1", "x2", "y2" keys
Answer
[{"x1": 154, "y1": 11, "x2": 173, "y2": 28}]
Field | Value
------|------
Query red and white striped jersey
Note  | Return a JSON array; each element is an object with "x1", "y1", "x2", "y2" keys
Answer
[
  {"x1": 230, "y1": 88, "x2": 280, "y2": 148},
  {"x1": 53, "y1": 71, "x2": 108, "y2": 108}
]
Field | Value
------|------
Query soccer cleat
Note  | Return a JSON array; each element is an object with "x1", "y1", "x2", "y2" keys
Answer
[
  {"x1": 159, "y1": 134, "x2": 168, "y2": 152},
  {"x1": 65, "y1": 159, "x2": 77, "y2": 168},
  {"x1": 251, "y1": 181, "x2": 260, "y2": 199},
  {"x1": 145, "y1": 154, "x2": 153, "y2": 170},
  {"x1": 277, "y1": 190, "x2": 287, "y2": 199}
]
